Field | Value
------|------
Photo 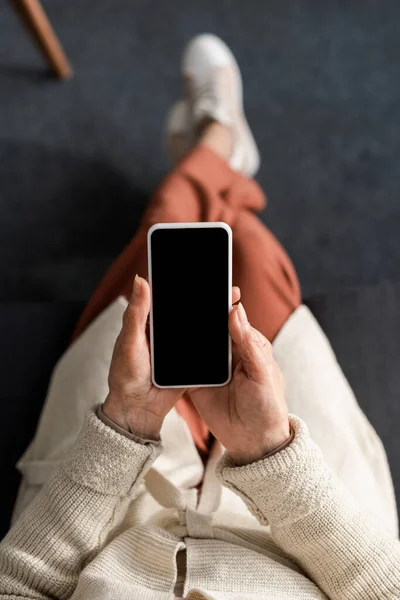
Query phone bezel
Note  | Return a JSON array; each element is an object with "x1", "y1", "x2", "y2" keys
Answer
[{"x1": 147, "y1": 222, "x2": 232, "y2": 389}]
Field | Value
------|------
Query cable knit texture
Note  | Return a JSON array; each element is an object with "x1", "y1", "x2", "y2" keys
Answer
[
  {"x1": 62, "y1": 408, "x2": 161, "y2": 496},
  {"x1": 217, "y1": 415, "x2": 400, "y2": 599},
  {"x1": 0, "y1": 408, "x2": 162, "y2": 600},
  {"x1": 0, "y1": 411, "x2": 399, "y2": 599},
  {"x1": 0, "y1": 301, "x2": 399, "y2": 600}
]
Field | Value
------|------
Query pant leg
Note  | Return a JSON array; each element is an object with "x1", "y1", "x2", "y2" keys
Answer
[
  {"x1": 71, "y1": 146, "x2": 301, "y2": 454},
  {"x1": 178, "y1": 148, "x2": 301, "y2": 342},
  {"x1": 73, "y1": 146, "x2": 300, "y2": 342}
]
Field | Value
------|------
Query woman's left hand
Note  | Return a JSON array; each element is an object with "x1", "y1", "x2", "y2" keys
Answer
[
  {"x1": 104, "y1": 277, "x2": 242, "y2": 440},
  {"x1": 103, "y1": 275, "x2": 181, "y2": 440}
]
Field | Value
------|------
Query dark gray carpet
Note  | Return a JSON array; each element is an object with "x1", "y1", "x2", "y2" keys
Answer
[{"x1": 1, "y1": 0, "x2": 400, "y2": 301}]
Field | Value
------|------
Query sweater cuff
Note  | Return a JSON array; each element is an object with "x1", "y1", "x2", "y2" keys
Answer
[
  {"x1": 216, "y1": 415, "x2": 334, "y2": 526},
  {"x1": 96, "y1": 405, "x2": 162, "y2": 446},
  {"x1": 260, "y1": 423, "x2": 295, "y2": 459},
  {"x1": 61, "y1": 405, "x2": 162, "y2": 496}
]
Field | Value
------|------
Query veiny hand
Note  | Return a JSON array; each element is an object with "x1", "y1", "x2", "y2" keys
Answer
[
  {"x1": 190, "y1": 297, "x2": 291, "y2": 465},
  {"x1": 103, "y1": 275, "x2": 182, "y2": 439}
]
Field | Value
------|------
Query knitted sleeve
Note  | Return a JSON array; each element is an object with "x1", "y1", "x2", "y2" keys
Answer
[
  {"x1": 216, "y1": 415, "x2": 400, "y2": 600},
  {"x1": 0, "y1": 406, "x2": 162, "y2": 599}
]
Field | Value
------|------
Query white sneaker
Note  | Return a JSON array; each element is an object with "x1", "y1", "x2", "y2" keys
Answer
[{"x1": 165, "y1": 34, "x2": 260, "y2": 177}]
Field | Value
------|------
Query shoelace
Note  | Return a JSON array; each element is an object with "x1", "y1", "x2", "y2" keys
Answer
[{"x1": 188, "y1": 71, "x2": 232, "y2": 125}]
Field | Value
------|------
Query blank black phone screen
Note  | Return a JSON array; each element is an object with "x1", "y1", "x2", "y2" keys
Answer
[{"x1": 149, "y1": 225, "x2": 231, "y2": 387}]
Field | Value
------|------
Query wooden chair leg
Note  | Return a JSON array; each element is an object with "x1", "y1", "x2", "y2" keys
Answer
[{"x1": 10, "y1": 0, "x2": 73, "y2": 80}]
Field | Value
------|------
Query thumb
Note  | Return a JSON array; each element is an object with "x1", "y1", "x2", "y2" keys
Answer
[
  {"x1": 229, "y1": 303, "x2": 273, "y2": 382},
  {"x1": 120, "y1": 275, "x2": 150, "y2": 343}
]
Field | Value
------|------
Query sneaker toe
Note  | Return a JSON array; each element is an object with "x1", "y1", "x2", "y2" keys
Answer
[{"x1": 182, "y1": 33, "x2": 235, "y2": 75}]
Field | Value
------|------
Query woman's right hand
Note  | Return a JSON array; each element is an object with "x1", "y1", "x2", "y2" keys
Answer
[{"x1": 190, "y1": 300, "x2": 291, "y2": 465}]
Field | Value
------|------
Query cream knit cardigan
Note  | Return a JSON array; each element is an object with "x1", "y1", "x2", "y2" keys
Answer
[{"x1": 0, "y1": 298, "x2": 399, "y2": 600}]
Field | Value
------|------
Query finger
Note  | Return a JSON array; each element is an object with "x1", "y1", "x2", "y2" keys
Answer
[
  {"x1": 230, "y1": 287, "x2": 241, "y2": 366},
  {"x1": 232, "y1": 286, "x2": 241, "y2": 304},
  {"x1": 121, "y1": 275, "x2": 151, "y2": 341},
  {"x1": 231, "y1": 341, "x2": 240, "y2": 369},
  {"x1": 229, "y1": 303, "x2": 273, "y2": 382}
]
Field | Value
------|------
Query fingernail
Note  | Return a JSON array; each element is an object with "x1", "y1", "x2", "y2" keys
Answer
[
  {"x1": 133, "y1": 274, "x2": 141, "y2": 297},
  {"x1": 237, "y1": 302, "x2": 247, "y2": 324}
]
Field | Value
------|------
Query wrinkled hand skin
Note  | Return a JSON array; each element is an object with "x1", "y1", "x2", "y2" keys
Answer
[
  {"x1": 103, "y1": 275, "x2": 182, "y2": 440},
  {"x1": 103, "y1": 276, "x2": 290, "y2": 463},
  {"x1": 190, "y1": 302, "x2": 290, "y2": 465}
]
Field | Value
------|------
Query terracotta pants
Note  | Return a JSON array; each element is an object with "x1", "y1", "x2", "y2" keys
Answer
[{"x1": 73, "y1": 146, "x2": 301, "y2": 454}]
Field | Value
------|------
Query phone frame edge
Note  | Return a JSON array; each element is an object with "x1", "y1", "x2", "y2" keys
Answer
[{"x1": 147, "y1": 222, "x2": 233, "y2": 389}]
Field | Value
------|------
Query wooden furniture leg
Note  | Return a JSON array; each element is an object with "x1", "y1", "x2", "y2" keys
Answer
[{"x1": 10, "y1": 0, "x2": 73, "y2": 79}]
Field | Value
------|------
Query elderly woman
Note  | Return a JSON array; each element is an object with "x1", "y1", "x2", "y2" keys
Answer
[{"x1": 0, "y1": 35, "x2": 399, "y2": 600}]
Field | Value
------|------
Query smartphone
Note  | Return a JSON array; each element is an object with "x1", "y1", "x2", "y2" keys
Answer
[{"x1": 147, "y1": 222, "x2": 232, "y2": 388}]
